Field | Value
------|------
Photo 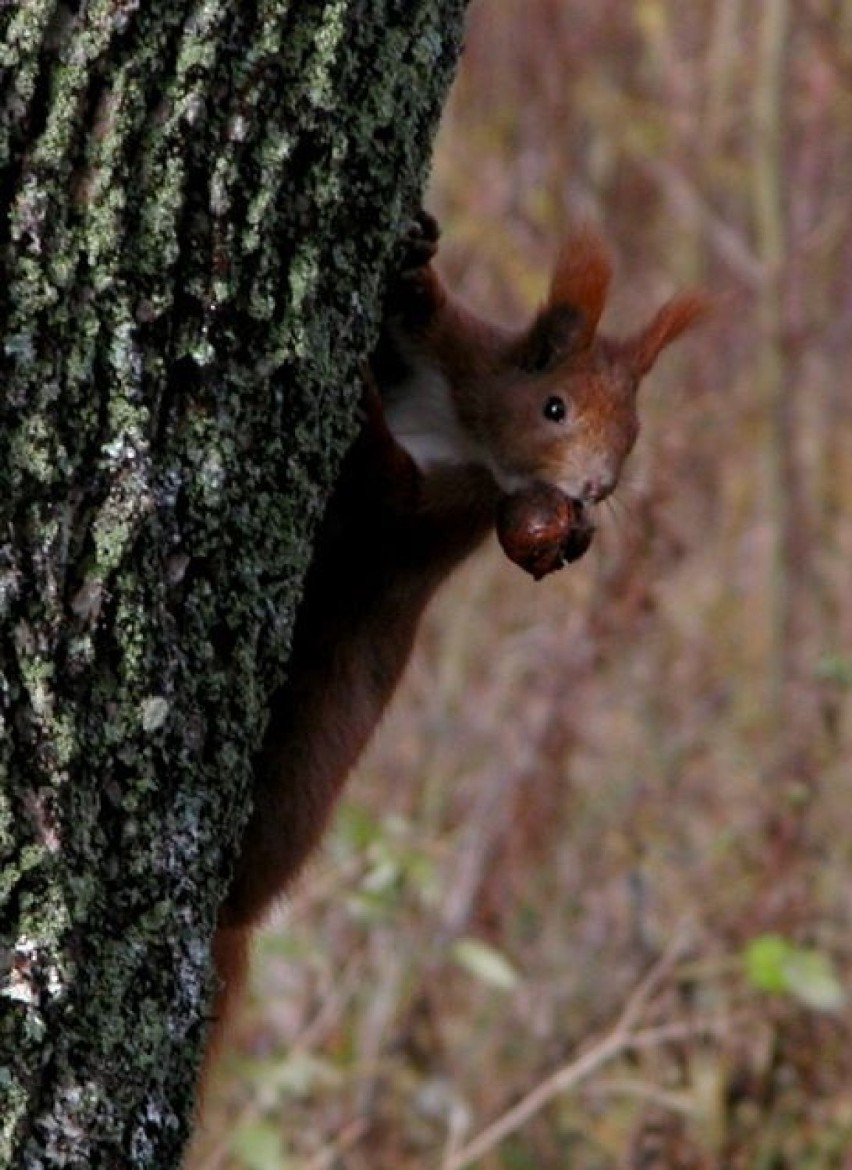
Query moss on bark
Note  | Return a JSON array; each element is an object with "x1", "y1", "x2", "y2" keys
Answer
[{"x1": 0, "y1": 2, "x2": 467, "y2": 1165}]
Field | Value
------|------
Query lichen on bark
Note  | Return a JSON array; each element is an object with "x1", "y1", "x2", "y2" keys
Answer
[{"x1": 0, "y1": 1, "x2": 467, "y2": 1165}]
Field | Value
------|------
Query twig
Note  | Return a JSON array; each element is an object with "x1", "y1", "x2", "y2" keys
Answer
[
  {"x1": 589, "y1": 1076, "x2": 697, "y2": 1113},
  {"x1": 303, "y1": 1117, "x2": 370, "y2": 1170},
  {"x1": 751, "y1": 0, "x2": 792, "y2": 739},
  {"x1": 442, "y1": 1017, "x2": 727, "y2": 1170},
  {"x1": 440, "y1": 932, "x2": 721, "y2": 1170},
  {"x1": 613, "y1": 929, "x2": 691, "y2": 1034},
  {"x1": 639, "y1": 157, "x2": 765, "y2": 289},
  {"x1": 586, "y1": 1075, "x2": 696, "y2": 1117}
]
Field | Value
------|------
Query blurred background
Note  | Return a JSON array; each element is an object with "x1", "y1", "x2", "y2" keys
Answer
[{"x1": 193, "y1": 1, "x2": 852, "y2": 1166}]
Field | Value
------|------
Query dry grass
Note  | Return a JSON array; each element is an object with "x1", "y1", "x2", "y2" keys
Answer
[{"x1": 190, "y1": 2, "x2": 852, "y2": 1166}]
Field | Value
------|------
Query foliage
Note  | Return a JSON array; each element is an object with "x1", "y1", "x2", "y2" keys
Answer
[{"x1": 743, "y1": 934, "x2": 845, "y2": 1011}]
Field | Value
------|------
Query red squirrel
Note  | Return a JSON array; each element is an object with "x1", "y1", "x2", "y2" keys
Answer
[{"x1": 207, "y1": 213, "x2": 704, "y2": 1068}]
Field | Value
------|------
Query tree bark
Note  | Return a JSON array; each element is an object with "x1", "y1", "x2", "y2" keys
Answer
[{"x1": 0, "y1": 2, "x2": 466, "y2": 1165}]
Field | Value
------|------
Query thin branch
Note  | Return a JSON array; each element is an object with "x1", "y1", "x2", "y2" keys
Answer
[
  {"x1": 441, "y1": 1019, "x2": 726, "y2": 1170},
  {"x1": 441, "y1": 933, "x2": 723, "y2": 1170},
  {"x1": 639, "y1": 157, "x2": 765, "y2": 290},
  {"x1": 303, "y1": 1118, "x2": 370, "y2": 1170},
  {"x1": 585, "y1": 1076, "x2": 696, "y2": 1117}
]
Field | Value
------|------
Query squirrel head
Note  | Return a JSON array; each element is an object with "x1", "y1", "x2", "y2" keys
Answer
[{"x1": 478, "y1": 228, "x2": 707, "y2": 504}]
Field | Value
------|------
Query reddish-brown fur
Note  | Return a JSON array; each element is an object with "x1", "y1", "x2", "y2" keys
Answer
[{"x1": 203, "y1": 217, "x2": 704, "y2": 1087}]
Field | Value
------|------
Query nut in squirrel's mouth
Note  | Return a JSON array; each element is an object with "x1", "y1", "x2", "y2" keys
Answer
[
  {"x1": 495, "y1": 482, "x2": 597, "y2": 579},
  {"x1": 561, "y1": 498, "x2": 596, "y2": 563}
]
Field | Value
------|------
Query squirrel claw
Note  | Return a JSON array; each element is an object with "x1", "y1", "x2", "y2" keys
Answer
[
  {"x1": 399, "y1": 210, "x2": 440, "y2": 276},
  {"x1": 403, "y1": 209, "x2": 439, "y2": 243}
]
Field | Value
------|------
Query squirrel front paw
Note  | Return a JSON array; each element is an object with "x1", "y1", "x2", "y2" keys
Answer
[
  {"x1": 399, "y1": 210, "x2": 440, "y2": 278},
  {"x1": 389, "y1": 210, "x2": 443, "y2": 326}
]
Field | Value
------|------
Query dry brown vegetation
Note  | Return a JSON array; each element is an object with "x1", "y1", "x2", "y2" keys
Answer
[{"x1": 191, "y1": 2, "x2": 852, "y2": 1166}]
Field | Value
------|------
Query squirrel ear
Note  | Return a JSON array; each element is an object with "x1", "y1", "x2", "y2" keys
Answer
[
  {"x1": 519, "y1": 228, "x2": 613, "y2": 371},
  {"x1": 547, "y1": 228, "x2": 613, "y2": 348},
  {"x1": 626, "y1": 291, "x2": 709, "y2": 376},
  {"x1": 520, "y1": 303, "x2": 583, "y2": 372}
]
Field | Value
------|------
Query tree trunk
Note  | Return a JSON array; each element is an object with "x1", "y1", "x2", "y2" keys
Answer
[{"x1": 0, "y1": 2, "x2": 466, "y2": 1165}]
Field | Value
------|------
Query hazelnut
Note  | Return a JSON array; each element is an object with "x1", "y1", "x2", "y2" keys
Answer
[{"x1": 496, "y1": 483, "x2": 595, "y2": 580}]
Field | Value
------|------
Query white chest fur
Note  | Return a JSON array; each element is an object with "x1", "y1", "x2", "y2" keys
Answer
[{"x1": 383, "y1": 361, "x2": 480, "y2": 473}]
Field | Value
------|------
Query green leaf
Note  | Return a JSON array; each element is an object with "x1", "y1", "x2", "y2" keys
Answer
[
  {"x1": 452, "y1": 937, "x2": 520, "y2": 991},
  {"x1": 335, "y1": 802, "x2": 385, "y2": 850},
  {"x1": 231, "y1": 1119, "x2": 286, "y2": 1170},
  {"x1": 743, "y1": 934, "x2": 791, "y2": 994},
  {"x1": 815, "y1": 654, "x2": 852, "y2": 688},
  {"x1": 742, "y1": 934, "x2": 845, "y2": 1011},
  {"x1": 782, "y1": 948, "x2": 845, "y2": 1012}
]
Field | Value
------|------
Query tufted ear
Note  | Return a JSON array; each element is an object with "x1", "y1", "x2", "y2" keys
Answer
[
  {"x1": 518, "y1": 227, "x2": 614, "y2": 372},
  {"x1": 625, "y1": 290, "x2": 709, "y2": 377},
  {"x1": 546, "y1": 227, "x2": 613, "y2": 349},
  {"x1": 520, "y1": 302, "x2": 583, "y2": 372}
]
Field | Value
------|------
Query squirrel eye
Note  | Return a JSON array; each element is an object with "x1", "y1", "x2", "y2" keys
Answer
[{"x1": 543, "y1": 396, "x2": 567, "y2": 424}]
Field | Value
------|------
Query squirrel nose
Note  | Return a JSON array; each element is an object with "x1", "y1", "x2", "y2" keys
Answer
[{"x1": 580, "y1": 474, "x2": 614, "y2": 504}]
